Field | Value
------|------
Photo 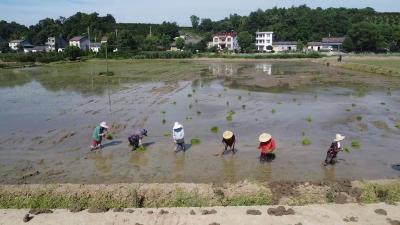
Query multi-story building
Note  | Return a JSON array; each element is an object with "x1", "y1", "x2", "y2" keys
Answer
[
  {"x1": 255, "y1": 31, "x2": 273, "y2": 52},
  {"x1": 46, "y1": 37, "x2": 67, "y2": 52},
  {"x1": 210, "y1": 32, "x2": 239, "y2": 51}
]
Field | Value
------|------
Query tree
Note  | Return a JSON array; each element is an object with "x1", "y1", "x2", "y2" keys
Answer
[
  {"x1": 190, "y1": 15, "x2": 200, "y2": 30},
  {"x1": 160, "y1": 34, "x2": 172, "y2": 49},
  {"x1": 342, "y1": 36, "x2": 354, "y2": 52},
  {"x1": 237, "y1": 31, "x2": 254, "y2": 52},
  {"x1": 158, "y1": 22, "x2": 179, "y2": 40},
  {"x1": 64, "y1": 46, "x2": 81, "y2": 60},
  {"x1": 176, "y1": 37, "x2": 185, "y2": 50},
  {"x1": 199, "y1": 18, "x2": 213, "y2": 32},
  {"x1": 266, "y1": 45, "x2": 273, "y2": 51},
  {"x1": 296, "y1": 40, "x2": 304, "y2": 51},
  {"x1": 0, "y1": 42, "x2": 10, "y2": 53},
  {"x1": 118, "y1": 30, "x2": 138, "y2": 50}
]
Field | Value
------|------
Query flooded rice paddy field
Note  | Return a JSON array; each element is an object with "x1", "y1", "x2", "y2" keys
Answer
[{"x1": 0, "y1": 59, "x2": 399, "y2": 184}]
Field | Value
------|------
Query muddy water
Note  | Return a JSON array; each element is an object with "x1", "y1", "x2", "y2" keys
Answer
[{"x1": 0, "y1": 60, "x2": 399, "y2": 184}]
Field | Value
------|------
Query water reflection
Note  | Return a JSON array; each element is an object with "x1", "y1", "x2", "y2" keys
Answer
[
  {"x1": 208, "y1": 63, "x2": 236, "y2": 77},
  {"x1": 255, "y1": 63, "x2": 272, "y2": 75}
]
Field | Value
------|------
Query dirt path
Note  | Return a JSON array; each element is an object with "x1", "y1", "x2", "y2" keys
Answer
[{"x1": 1, "y1": 203, "x2": 399, "y2": 225}]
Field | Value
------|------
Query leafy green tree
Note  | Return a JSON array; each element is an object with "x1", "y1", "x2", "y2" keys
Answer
[
  {"x1": 0, "y1": 42, "x2": 10, "y2": 53},
  {"x1": 175, "y1": 37, "x2": 185, "y2": 50},
  {"x1": 160, "y1": 34, "x2": 172, "y2": 49},
  {"x1": 199, "y1": 18, "x2": 213, "y2": 32},
  {"x1": 342, "y1": 36, "x2": 355, "y2": 52},
  {"x1": 142, "y1": 36, "x2": 159, "y2": 51},
  {"x1": 118, "y1": 30, "x2": 138, "y2": 50},
  {"x1": 237, "y1": 31, "x2": 253, "y2": 52},
  {"x1": 190, "y1": 15, "x2": 200, "y2": 30},
  {"x1": 64, "y1": 46, "x2": 81, "y2": 60},
  {"x1": 296, "y1": 40, "x2": 304, "y2": 51},
  {"x1": 158, "y1": 22, "x2": 179, "y2": 40}
]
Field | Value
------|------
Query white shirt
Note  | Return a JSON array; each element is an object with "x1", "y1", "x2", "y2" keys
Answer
[{"x1": 173, "y1": 128, "x2": 184, "y2": 140}]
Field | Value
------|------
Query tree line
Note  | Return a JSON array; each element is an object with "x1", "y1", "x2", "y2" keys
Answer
[
  {"x1": 190, "y1": 5, "x2": 400, "y2": 52},
  {"x1": 1, "y1": 6, "x2": 400, "y2": 53}
]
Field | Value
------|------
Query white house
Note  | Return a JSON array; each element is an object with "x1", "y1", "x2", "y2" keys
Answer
[
  {"x1": 210, "y1": 32, "x2": 240, "y2": 51},
  {"x1": 90, "y1": 42, "x2": 101, "y2": 53},
  {"x1": 9, "y1": 40, "x2": 32, "y2": 51},
  {"x1": 255, "y1": 31, "x2": 273, "y2": 52},
  {"x1": 307, "y1": 42, "x2": 323, "y2": 51},
  {"x1": 69, "y1": 36, "x2": 89, "y2": 51},
  {"x1": 272, "y1": 41, "x2": 297, "y2": 52}
]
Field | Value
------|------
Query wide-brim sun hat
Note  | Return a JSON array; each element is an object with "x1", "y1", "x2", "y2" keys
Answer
[
  {"x1": 100, "y1": 121, "x2": 109, "y2": 129},
  {"x1": 334, "y1": 133, "x2": 345, "y2": 142},
  {"x1": 259, "y1": 133, "x2": 272, "y2": 142},
  {"x1": 173, "y1": 122, "x2": 183, "y2": 130},
  {"x1": 223, "y1": 130, "x2": 234, "y2": 139}
]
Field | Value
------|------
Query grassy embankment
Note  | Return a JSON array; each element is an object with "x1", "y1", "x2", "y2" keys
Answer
[
  {"x1": 323, "y1": 55, "x2": 400, "y2": 76},
  {"x1": 0, "y1": 180, "x2": 399, "y2": 210}
]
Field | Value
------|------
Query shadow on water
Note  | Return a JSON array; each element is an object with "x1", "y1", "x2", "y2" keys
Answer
[
  {"x1": 392, "y1": 164, "x2": 400, "y2": 171},
  {"x1": 142, "y1": 141, "x2": 156, "y2": 148},
  {"x1": 102, "y1": 140, "x2": 123, "y2": 149}
]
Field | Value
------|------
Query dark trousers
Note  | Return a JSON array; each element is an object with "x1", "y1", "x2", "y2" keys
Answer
[
  {"x1": 175, "y1": 139, "x2": 185, "y2": 151},
  {"x1": 260, "y1": 153, "x2": 275, "y2": 162},
  {"x1": 128, "y1": 137, "x2": 139, "y2": 149}
]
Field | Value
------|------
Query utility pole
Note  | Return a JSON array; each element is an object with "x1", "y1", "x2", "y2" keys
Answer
[
  {"x1": 105, "y1": 42, "x2": 108, "y2": 73},
  {"x1": 88, "y1": 26, "x2": 91, "y2": 49},
  {"x1": 115, "y1": 29, "x2": 118, "y2": 52}
]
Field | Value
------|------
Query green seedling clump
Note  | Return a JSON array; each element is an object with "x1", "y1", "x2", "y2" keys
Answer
[
  {"x1": 185, "y1": 116, "x2": 192, "y2": 121},
  {"x1": 162, "y1": 119, "x2": 166, "y2": 124},
  {"x1": 352, "y1": 103, "x2": 356, "y2": 107},
  {"x1": 226, "y1": 110, "x2": 235, "y2": 121},
  {"x1": 187, "y1": 94, "x2": 192, "y2": 98},
  {"x1": 293, "y1": 98, "x2": 297, "y2": 102},
  {"x1": 395, "y1": 122, "x2": 400, "y2": 129},
  {"x1": 191, "y1": 138, "x2": 201, "y2": 145},
  {"x1": 346, "y1": 109, "x2": 351, "y2": 112},
  {"x1": 218, "y1": 94, "x2": 222, "y2": 97},
  {"x1": 305, "y1": 117, "x2": 312, "y2": 123},
  {"x1": 197, "y1": 111, "x2": 202, "y2": 116},
  {"x1": 242, "y1": 105, "x2": 246, "y2": 109},
  {"x1": 172, "y1": 101, "x2": 176, "y2": 105},
  {"x1": 226, "y1": 101, "x2": 230, "y2": 106},
  {"x1": 211, "y1": 126, "x2": 219, "y2": 133},
  {"x1": 106, "y1": 132, "x2": 114, "y2": 140},
  {"x1": 343, "y1": 147, "x2": 351, "y2": 153},
  {"x1": 188, "y1": 104, "x2": 192, "y2": 109},
  {"x1": 192, "y1": 89, "x2": 196, "y2": 93},
  {"x1": 161, "y1": 111, "x2": 166, "y2": 114},
  {"x1": 351, "y1": 140, "x2": 361, "y2": 149},
  {"x1": 301, "y1": 138, "x2": 311, "y2": 146},
  {"x1": 271, "y1": 109, "x2": 276, "y2": 114},
  {"x1": 137, "y1": 145, "x2": 146, "y2": 152},
  {"x1": 356, "y1": 115, "x2": 363, "y2": 121},
  {"x1": 238, "y1": 96, "x2": 242, "y2": 101},
  {"x1": 164, "y1": 132, "x2": 171, "y2": 137},
  {"x1": 195, "y1": 99, "x2": 198, "y2": 103}
]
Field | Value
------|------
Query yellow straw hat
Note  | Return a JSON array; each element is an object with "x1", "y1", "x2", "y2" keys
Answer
[
  {"x1": 259, "y1": 133, "x2": 272, "y2": 142},
  {"x1": 223, "y1": 130, "x2": 234, "y2": 139}
]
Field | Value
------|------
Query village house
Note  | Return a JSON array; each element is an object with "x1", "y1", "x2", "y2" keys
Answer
[
  {"x1": 170, "y1": 33, "x2": 202, "y2": 51},
  {"x1": 210, "y1": 32, "x2": 240, "y2": 51},
  {"x1": 322, "y1": 37, "x2": 345, "y2": 51},
  {"x1": 46, "y1": 37, "x2": 68, "y2": 52},
  {"x1": 90, "y1": 42, "x2": 101, "y2": 53},
  {"x1": 69, "y1": 36, "x2": 89, "y2": 51},
  {"x1": 307, "y1": 42, "x2": 323, "y2": 51},
  {"x1": 255, "y1": 31, "x2": 273, "y2": 52},
  {"x1": 272, "y1": 41, "x2": 297, "y2": 52},
  {"x1": 31, "y1": 46, "x2": 47, "y2": 53},
  {"x1": 8, "y1": 39, "x2": 33, "y2": 51}
]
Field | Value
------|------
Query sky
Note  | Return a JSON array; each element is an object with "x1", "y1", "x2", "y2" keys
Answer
[{"x1": 0, "y1": 0, "x2": 399, "y2": 26}]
